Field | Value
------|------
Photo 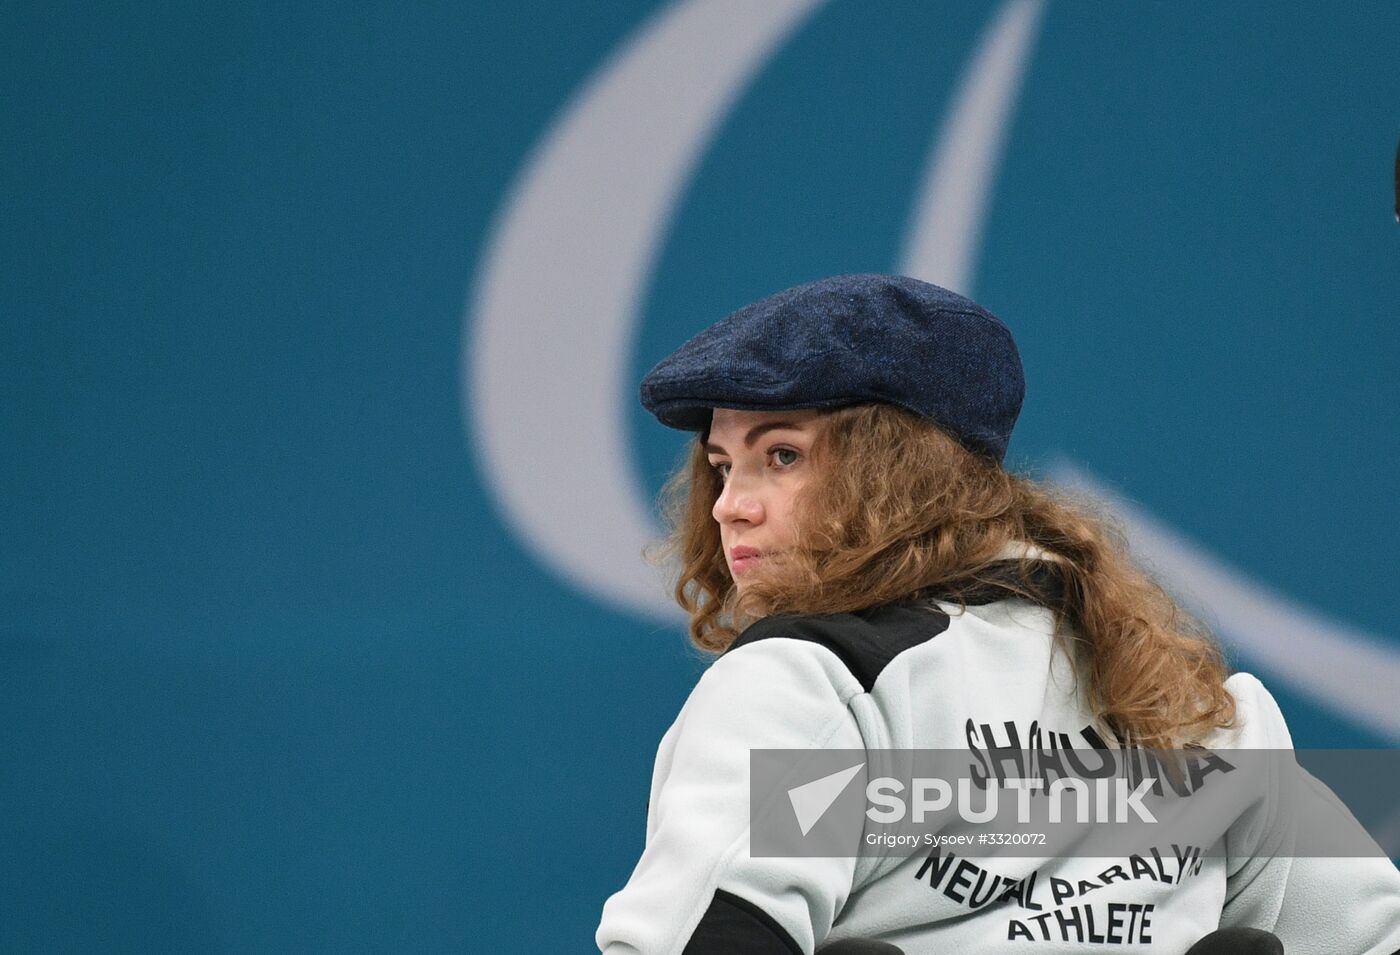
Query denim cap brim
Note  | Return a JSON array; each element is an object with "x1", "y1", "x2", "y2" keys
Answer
[{"x1": 638, "y1": 273, "x2": 1024, "y2": 464}]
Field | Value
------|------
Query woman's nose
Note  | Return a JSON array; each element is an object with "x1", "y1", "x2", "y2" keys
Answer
[{"x1": 713, "y1": 474, "x2": 763, "y2": 525}]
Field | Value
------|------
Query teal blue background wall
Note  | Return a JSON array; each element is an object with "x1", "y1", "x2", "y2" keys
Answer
[{"x1": 4, "y1": 1, "x2": 1398, "y2": 950}]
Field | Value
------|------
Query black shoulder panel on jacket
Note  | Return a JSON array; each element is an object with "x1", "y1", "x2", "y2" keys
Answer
[
  {"x1": 724, "y1": 603, "x2": 951, "y2": 693},
  {"x1": 682, "y1": 888, "x2": 801, "y2": 954}
]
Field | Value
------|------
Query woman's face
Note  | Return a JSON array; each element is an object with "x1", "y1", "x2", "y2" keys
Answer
[{"x1": 704, "y1": 407, "x2": 824, "y2": 591}]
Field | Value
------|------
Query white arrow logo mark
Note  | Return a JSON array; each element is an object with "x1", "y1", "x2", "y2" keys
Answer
[{"x1": 788, "y1": 762, "x2": 865, "y2": 836}]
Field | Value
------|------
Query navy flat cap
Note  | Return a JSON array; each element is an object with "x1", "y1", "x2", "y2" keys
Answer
[{"x1": 639, "y1": 273, "x2": 1024, "y2": 464}]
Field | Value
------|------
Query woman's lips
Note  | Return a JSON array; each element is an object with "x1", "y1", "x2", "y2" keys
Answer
[{"x1": 730, "y1": 548, "x2": 763, "y2": 574}]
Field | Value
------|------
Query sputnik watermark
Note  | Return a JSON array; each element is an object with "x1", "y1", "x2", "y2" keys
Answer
[
  {"x1": 785, "y1": 762, "x2": 1156, "y2": 842},
  {"x1": 865, "y1": 775, "x2": 1158, "y2": 825},
  {"x1": 752, "y1": 748, "x2": 1400, "y2": 859}
]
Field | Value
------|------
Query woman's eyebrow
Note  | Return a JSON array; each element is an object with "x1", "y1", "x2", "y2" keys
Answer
[{"x1": 704, "y1": 421, "x2": 804, "y2": 454}]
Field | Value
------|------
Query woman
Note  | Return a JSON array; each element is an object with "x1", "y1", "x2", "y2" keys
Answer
[{"x1": 595, "y1": 273, "x2": 1400, "y2": 954}]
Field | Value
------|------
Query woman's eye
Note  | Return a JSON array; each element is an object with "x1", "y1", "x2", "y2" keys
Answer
[
  {"x1": 772, "y1": 448, "x2": 799, "y2": 467},
  {"x1": 711, "y1": 462, "x2": 730, "y2": 480}
]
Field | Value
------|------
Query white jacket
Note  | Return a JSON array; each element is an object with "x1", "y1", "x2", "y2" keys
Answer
[{"x1": 597, "y1": 555, "x2": 1400, "y2": 954}]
